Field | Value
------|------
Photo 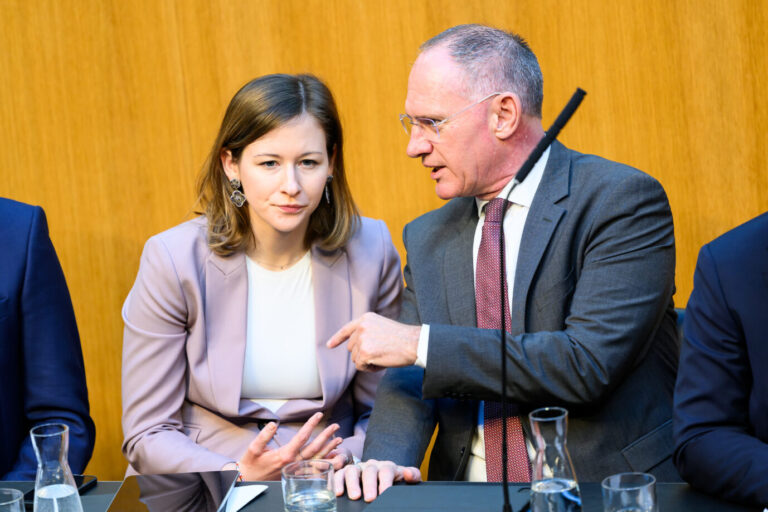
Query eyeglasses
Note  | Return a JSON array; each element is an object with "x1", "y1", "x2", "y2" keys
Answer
[{"x1": 399, "y1": 92, "x2": 502, "y2": 141}]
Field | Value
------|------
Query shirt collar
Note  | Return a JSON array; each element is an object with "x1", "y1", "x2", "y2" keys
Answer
[{"x1": 475, "y1": 146, "x2": 550, "y2": 217}]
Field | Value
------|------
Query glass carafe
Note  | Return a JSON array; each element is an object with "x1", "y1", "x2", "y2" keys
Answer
[
  {"x1": 528, "y1": 407, "x2": 581, "y2": 512},
  {"x1": 30, "y1": 424, "x2": 83, "y2": 512}
]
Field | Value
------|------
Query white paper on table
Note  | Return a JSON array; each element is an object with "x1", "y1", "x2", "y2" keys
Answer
[{"x1": 224, "y1": 485, "x2": 268, "y2": 512}]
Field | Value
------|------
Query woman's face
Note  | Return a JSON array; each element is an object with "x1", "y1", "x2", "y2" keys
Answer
[{"x1": 222, "y1": 114, "x2": 332, "y2": 243}]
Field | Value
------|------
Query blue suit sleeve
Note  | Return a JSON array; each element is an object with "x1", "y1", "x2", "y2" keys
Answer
[
  {"x1": 673, "y1": 244, "x2": 768, "y2": 505},
  {"x1": 4, "y1": 207, "x2": 95, "y2": 480}
]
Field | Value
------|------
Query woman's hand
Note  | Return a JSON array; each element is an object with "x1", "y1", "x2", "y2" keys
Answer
[
  {"x1": 237, "y1": 412, "x2": 343, "y2": 481},
  {"x1": 325, "y1": 446, "x2": 354, "y2": 471}
]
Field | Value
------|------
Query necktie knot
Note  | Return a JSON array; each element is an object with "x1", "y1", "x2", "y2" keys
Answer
[{"x1": 484, "y1": 198, "x2": 508, "y2": 224}]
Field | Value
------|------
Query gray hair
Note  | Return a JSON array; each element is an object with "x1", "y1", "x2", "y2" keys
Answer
[{"x1": 420, "y1": 24, "x2": 543, "y2": 118}]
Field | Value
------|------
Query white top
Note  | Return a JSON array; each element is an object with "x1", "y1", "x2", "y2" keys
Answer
[
  {"x1": 414, "y1": 147, "x2": 550, "y2": 481},
  {"x1": 241, "y1": 251, "x2": 322, "y2": 415}
]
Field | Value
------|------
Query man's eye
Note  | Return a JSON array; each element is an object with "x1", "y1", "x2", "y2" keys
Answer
[{"x1": 415, "y1": 118, "x2": 439, "y2": 128}]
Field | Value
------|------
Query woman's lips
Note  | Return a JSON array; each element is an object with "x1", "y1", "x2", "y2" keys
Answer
[{"x1": 277, "y1": 204, "x2": 305, "y2": 213}]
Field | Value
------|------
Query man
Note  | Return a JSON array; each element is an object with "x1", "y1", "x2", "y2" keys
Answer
[
  {"x1": 673, "y1": 212, "x2": 768, "y2": 506},
  {"x1": 328, "y1": 24, "x2": 679, "y2": 501},
  {"x1": 0, "y1": 198, "x2": 95, "y2": 479}
]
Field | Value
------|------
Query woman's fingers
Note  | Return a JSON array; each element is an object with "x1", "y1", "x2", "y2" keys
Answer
[
  {"x1": 326, "y1": 449, "x2": 350, "y2": 470},
  {"x1": 243, "y1": 422, "x2": 277, "y2": 461},
  {"x1": 283, "y1": 412, "x2": 323, "y2": 454},
  {"x1": 312, "y1": 435, "x2": 343, "y2": 460},
  {"x1": 300, "y1": 423, "x2": 341, "y2": 459}
]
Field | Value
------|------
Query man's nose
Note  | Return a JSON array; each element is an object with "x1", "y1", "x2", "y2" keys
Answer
[{"x1": 406, "y1": 130, "x2": 433, "y2": 159}]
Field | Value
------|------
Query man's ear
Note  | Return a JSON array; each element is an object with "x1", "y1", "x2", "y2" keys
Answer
[
  {"x1": 220, "y1": 149, "x2": 238, "y2": 181},
  {"x1": 492, "y1": 93, "x2": 522, "y2": 140}
]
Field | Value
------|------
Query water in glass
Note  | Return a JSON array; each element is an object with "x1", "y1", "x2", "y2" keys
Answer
[
  {"x1": 34, "y1": 485, "x2": 82, "y2": 512},
  {"x1": 284, "y1": 488, "x2": 336, "y2": 512},
  {"x1": 530, "y1": 478, "x2": 581, "y2": 512}
]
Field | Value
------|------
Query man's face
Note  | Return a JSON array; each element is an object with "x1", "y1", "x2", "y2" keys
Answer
[{"x1": 404, "y1": 47, "x2": 497, "y2": 200}]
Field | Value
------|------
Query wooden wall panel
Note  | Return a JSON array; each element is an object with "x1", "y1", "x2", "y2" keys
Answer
[{"x1": 1, "y1": 0, "x2": 766, "y2": 480}]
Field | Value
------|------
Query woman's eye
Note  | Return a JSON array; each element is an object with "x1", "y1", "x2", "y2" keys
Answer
[
  {"x1": 259, "y1": 160, "x2": 278, "y2": 169},
  {"x1": 300, "y1": 159, "x2": 319, "y2": 168}
]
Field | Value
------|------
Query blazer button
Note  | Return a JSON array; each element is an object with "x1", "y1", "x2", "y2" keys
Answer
[{"x1": 460, "y1": 446, "x2": 466, "y2": 456}]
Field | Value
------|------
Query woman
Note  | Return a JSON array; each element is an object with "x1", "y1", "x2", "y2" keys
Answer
[{"x1": 121, "y1": 74, "x2": 402, "y2": 480}]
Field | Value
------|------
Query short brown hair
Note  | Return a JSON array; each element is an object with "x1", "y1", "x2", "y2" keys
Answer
[{"x1": 195, "y1": 74, "x2": 359, "y2": 256}]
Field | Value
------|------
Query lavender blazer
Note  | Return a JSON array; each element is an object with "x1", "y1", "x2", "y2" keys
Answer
[{"x1": 121, "y1": 216, "x2": 402, "y2": 475}]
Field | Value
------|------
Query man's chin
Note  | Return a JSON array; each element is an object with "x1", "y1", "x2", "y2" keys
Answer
[
  {"x1": 434, "y1": 188, "x2": 456, "y2": 200},
  {"x1": 434, "y1": 182, "x2": 465, "y2": 200}
]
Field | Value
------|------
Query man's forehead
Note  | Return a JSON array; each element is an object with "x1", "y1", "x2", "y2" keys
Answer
[{"x1": 406, "y1": 48, "x2": 467, "y2": 113}]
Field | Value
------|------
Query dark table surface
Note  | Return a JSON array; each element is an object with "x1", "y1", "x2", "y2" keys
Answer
[{"x1": 2, "y1": 480, "x2": 760, "y2": 511}]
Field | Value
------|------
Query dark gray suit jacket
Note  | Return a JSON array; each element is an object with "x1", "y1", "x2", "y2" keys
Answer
[{"x1": 364, "y1": 141, "x2": 680, "y2": 482}]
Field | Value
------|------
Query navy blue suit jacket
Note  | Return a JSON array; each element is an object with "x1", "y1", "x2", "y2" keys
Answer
[
  {"x1": 674, "y1": 212, "x2": 768, "y2": 506},
  {"x1": 0, "y1": 198, "x2": 95, "y2": 480}
]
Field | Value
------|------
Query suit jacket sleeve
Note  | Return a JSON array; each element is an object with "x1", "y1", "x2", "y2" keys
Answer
[
  {"x1": 340, "y1": 220, "x2": 403, "y2": 458},
  {"x1": 5, "y1": 206, "x2": 95, "y2": 480},
  {"x1": 423, "y1": 171, "x2": 676, "y2": 407},
  {"x1": 362, "y1": 240, "x2": 437, "y2": 467},
  {"x1": 673, "y1": 244, "x2": 768, "y2": 505},
  {"x1": 122, "y1": 235, "x2": 233, "y2": 473}
]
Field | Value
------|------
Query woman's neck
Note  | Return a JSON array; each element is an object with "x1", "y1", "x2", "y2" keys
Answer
[{"x1": 247, "y1": 230, "x2": 308, "y2": 271}]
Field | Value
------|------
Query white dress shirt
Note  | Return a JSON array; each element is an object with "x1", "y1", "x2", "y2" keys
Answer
[{"x1": 414, "y1": 147, "x2": 549, "y2": 480}]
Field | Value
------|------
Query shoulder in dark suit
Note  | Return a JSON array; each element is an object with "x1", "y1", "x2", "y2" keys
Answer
[
  {"x1": 0, "y1": 198, "x2": 95, "y2": 480},
  {"x1": 674, "y1": 211, "x2": 768, "y2": 506},
  {"x1": 364, "y1": 141, "x2": 680, "y2": 482}
]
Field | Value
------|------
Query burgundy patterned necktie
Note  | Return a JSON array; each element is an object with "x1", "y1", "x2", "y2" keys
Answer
[{"x1": 476, "y1": 198, "x2": 531, "y2": 482}]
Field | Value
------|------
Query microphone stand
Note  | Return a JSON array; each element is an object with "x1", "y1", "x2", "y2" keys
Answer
[{"x1": 497, "y1": 88, "x2": 586, "y2": 512}]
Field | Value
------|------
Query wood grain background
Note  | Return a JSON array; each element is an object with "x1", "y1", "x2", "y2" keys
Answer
[{"x1": 1, "y1": 0, "x2": 766, "y2": 479}]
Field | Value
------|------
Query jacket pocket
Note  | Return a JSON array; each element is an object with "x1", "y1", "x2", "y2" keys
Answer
[{"x1": 621, "y1": 419, "x2": 674, "y2": 472}]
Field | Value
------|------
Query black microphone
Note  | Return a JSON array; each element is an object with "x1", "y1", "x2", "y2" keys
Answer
[{"x1": 497, "y1": 88, "x2": 586, "y2": 512}]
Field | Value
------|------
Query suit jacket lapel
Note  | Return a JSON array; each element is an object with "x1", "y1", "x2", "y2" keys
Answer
[
  {"x1": 512, "y1": 140, "x2": 571, "y2": 334},
  {"x1": 444, "y1": 198, "x2": 479, "y2": 327},
  {"x1": 205, "y1": 250, "x2": 248, "y2": 416}
]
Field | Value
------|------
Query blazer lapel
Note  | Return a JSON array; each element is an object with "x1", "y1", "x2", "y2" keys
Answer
[
  {"x1": 512, "y1": 141, "x2": 570, "y2": 334},
  {"x1": 277, "y1": 246, "x2": 352, "y2": 418},
  {"x1": 444, "y1": 198, "x2": 479, "y2": 327},
  {"x1": 205, "y1": 250, "x2": 248, "y2": 416}
]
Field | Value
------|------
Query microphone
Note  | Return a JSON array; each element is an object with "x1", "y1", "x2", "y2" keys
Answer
[
  {"x1": 510, "y1": 88, "x2": 586, "y2": 188},
  {"x1": 497, "y1": 88, "x2": 586, "y2": 512}
]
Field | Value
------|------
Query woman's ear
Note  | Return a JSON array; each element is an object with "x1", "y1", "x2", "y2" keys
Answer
[
  {"x1": 328, "y1": 145, "x2": 337, "y2": 177},
  {"x1": 492, "y1": 93, "x2": 523, "y2": 140},
  {"x1": 220, "y1": 149, "x2": 238, "y2": 181}
]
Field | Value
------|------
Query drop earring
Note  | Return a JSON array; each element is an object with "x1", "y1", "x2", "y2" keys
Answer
[{"x1": 229, "y1": 178, "x2": 246, "y2": 207}]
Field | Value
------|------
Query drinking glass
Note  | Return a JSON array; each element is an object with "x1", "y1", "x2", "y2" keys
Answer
[
  {"x1": 0, "y1": 489, "x2": 24, "y2": 512},
  {"x1": 281, "y1": 460, "x2": 336, "y2": 512},
  {"x1": 30, "y1": 423, "x2": 83, "y2": 512},
  {"x1": 601, "y1": 472, "x2": 657, "y2": 512},
  {"x1": 528, "y1": 407, "x2": 581, "y2": 511}
]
